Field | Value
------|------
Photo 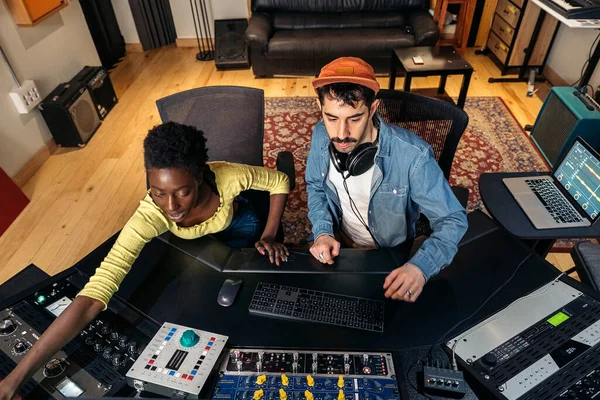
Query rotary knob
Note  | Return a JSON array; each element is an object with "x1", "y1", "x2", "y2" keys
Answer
[
  {"x1": 0, "y1": 319, "x2": 17, "y2": 336},
  {"x1": 112, "y1": 353, "x2": 123, "y2": 366},
  {"x1": 343, "y1": 354, "x2": 349, "y2": 363},
  {"x1": 180, "y1": 330, "x2": 200, "y2": 348},
  {"x1": 292, "y1": 362, "x2": 298, "y2": 373},
  {"x1": 482, "y1": 353, "x2": 498, "y2": 367},
  {"x1": 100, "y1": 325, "x2": 110, "y2": 335},
  {"x1": 232, "y1": 350, "x2": 241, "y2": 360},
  {"x1": 237, "y1": 360, "x2": 243, "y2": 371},
  {"x1": 293, "y1": 352, "x2": 299, "y2": 362},
  {"x1": 103, "y1": 347, "x2": 113, "y2": 359},
  {"x1": 94, "y1": 340, "x2": 104, "y2": 353},
  {"x1": 258, "y1": 351, "x2": 264, "y2": 362},
  {"x1": 128, "y1": 341, "x2": 138, "y2": 355},
  {"x1": 43, "y1": 358, "x2": 66, "y2": 378},
  {"x1": 344, "y1": 363, "x2": 350, "y2": 375},
  {"x1": 118, "y1": 336, "x2": 129, "y2": 348},
  {"x1": 363, "y1": 354, "x2": 369, "y2": 364},
  {"x1": 256, "y1": 361, "x2": 263, "y2": 372},
  {"x1": 110, "y1": 330, "x2": 119, "y2": 341},
  {"x1": 13, "y1": 341, "x2": 28, "y2": 355}
]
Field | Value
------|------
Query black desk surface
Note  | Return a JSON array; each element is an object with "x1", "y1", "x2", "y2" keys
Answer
[
  {"x1": 72, "y1": 211, "x2": 559, "y2": 352},
  {"x1": 479, "y1": 172, "x2": 600, "y2": 240}
]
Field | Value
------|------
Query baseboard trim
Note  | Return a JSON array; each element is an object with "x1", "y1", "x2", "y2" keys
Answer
[
  {"x1": 125, "y1": 43, "x2": 144, "y2": 53},
  {"x1": 176, "y1": 37, "x2": 214, "y2": 48},
  {"x1": 13, "y1": 140, "x2": 57, "y2": 188},
  {"x1": 543, "y1": 65, "x2": 569, "y2": 86}
]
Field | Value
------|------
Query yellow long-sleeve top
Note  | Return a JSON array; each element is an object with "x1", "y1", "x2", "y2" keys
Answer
[{"x1": 77, "y1": 162, "x2": 289, "y2": 309}]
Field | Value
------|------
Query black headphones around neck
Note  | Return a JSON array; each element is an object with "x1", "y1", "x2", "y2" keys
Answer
[{"x1": 328, "y1": 140, "x2": 378, "y2": 177}]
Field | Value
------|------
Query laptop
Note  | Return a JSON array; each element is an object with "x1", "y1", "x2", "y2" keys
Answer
[{"x1": 503, "y1": 136, "x2": 600, "y2": 229}]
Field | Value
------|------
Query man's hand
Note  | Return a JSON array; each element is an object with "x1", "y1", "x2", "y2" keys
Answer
[
  {"x1": 383, "y1": 263, "x2": 426, "y2": 302},
  {"x1": 255, "y1": 238, "x2": 289, "y2": 266},
  {"x1": 0, "y1": 378, "x2": 20, "y2": 400},
  {"x1": 309, "y1": 235, "x2": 340, "y2": 265}
]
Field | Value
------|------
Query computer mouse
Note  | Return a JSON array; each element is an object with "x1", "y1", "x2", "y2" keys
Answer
[{"x1": 217, "y1": 278, "x2": 243, "y2": 307}]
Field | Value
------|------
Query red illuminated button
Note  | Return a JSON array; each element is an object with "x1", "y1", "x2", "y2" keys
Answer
[
  {"x1": 187, "y1": 376, "x2": 194, "y2": 380},
  {"x1": 182, "y1": 374, "x2": 188, "y2": 379}
]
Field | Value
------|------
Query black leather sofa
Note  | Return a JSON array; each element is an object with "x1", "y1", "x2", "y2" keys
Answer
[{"x1": 244, "y1": 0, "x2": 440, "y2": 77}]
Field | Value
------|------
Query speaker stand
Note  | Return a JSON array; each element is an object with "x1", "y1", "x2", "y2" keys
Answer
[{"x1": 190, "y1": 0, "x2": 214, "y2": 62}]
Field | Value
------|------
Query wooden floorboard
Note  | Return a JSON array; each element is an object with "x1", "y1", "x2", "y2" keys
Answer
[{"x1": 0, "y1": 46, "x2": 573, "y2": 283}]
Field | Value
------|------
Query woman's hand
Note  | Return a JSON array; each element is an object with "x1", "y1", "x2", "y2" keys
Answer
[
  {"x1": 255, "y1": 238, "x2": 289, "y2": 266},
  {"x1": 0, "y1": 378, "x2": 20, "y2": 400}
]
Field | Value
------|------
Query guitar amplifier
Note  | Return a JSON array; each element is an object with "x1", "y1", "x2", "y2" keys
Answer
[
  {"x1": 530, "y1": 87, "x2": 600, "y2": 167},
  {"x1": 39, "y1": 82, "x2": 101, "y2": 148},
  {"x1": 71, "y1": 66, "x2": 118, "y2": 120}
]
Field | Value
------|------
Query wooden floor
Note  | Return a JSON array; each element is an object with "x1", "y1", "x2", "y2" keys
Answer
[{"x1": 0, "y1": 46, "x2": 576, "y2": 284}]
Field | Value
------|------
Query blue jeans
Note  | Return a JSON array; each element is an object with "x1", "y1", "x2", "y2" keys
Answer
[{"x1": 214, "y1": 196, "x2": 262, "y2": 248}]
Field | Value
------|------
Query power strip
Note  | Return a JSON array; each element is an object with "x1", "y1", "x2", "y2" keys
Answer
[
  {"x1": 420, "y1": 361, "x2": 466, "y2": 399},
  {"x1": 9, "y1": 80, "x2": 42, "y2": 114}
]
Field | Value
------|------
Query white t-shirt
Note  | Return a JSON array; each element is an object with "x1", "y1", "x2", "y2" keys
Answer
[{"x1": 328, "y1": 159, "x2": 375, "y2": 246}]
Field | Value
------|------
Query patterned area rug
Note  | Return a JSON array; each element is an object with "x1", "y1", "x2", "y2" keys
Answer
[{"x1": 262, "y1": 97, "x2": 585, "y2": 252}]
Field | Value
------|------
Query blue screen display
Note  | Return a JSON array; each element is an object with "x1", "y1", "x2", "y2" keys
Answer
[{"x1": 554, "y1": 141, "x2": 600, "y2": 220}]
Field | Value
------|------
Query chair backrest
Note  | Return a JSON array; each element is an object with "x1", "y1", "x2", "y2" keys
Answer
[
  {"x1": 376, "y1": 89, "x2": 469, "y2": 180},
  {"x1": 156, "y1": 86, "x2": 265, "y2": 167}
]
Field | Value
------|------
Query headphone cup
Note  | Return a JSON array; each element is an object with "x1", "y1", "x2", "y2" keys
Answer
[{"x1": 328, "y1": 142, "x2": 377, "y2": 177}]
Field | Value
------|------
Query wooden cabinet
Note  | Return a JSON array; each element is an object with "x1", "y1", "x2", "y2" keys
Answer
[
  {"x1": 485, "y1": 0, "x2": 558, "y2": 74},
  {"x1": 4, "y1": 0, "x2": 68, "y2": 26}
]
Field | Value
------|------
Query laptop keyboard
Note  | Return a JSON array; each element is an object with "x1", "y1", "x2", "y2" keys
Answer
[
  {"x1": 249, "y1": 282, "x2": 385, "y2": 333},
  {"x1": 525, "y1": 179, "x2": 584, "y2": 223}
]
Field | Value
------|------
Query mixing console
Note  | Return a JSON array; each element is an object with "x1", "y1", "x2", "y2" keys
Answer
[{"x1": 212, "y1": 349, "x2": 402, "y2": 400}]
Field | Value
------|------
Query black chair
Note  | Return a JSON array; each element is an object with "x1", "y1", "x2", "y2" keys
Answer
[
  {"x1": 571, "y1": 242, "x2": 600, "y2": 291},
  {"x1": 376, "y1": 89, "x2": 469, "y2": 236},
  {"x1": 155, "y1": 86, "x2": 295, "y2": 242}
]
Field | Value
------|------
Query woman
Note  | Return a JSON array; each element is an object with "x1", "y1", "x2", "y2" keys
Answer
[{"x1": 0, "y1": 122, "x2": 290, "y2": 399}]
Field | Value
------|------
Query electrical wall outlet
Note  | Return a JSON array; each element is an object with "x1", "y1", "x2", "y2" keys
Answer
[{"x1": 9, "y1": 80, "x2": 42, "y2": 114}]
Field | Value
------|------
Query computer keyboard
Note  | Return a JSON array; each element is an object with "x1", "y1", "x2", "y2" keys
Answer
[
  {"x1": 525, "y1": 179, "x2": 584, "y2": 223},
  {"x1": 249, "y1": 282, "x2": 385, "y2": 333}
]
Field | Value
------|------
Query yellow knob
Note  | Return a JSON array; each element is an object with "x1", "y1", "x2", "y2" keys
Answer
[
  {"x1": 281, "y1": 374, "x2": 289, "y2": 386},
  {"x1": 253, "y1": 390, "x2": 264, "y2": 400},
  {"x1": 279, "y1": 389, "x2": 287, "y2": 400},
  {"x1": 337, "y1": 376, "x2": 344, "y2": 388},
  {"x1": 256, "y1": 375, "x2": 267, "y2": 385},
  {"x1": 307, "y1": 375, "x2": 315, "y2": 387},
  {"x1": 305, "y1": 390, "x2": 314, "y2": 400},
  {"x1": 338, "y1": 390, "x2": 345, "y2": 400}
]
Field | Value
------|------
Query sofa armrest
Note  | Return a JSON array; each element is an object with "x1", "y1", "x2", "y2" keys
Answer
[
  {"x1": 408, "y1": 11, "x2": 439, "y2": 46},
  {"x1": 245, "y1": 12, "x2": 273, "y2": 50}
]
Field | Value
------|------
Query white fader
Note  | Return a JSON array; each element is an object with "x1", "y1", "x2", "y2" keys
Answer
[{"x1": 126, "y1": 322, "x2": 228, "y2": 398}]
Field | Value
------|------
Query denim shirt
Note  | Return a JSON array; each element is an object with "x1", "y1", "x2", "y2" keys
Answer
[{"x1": 305, "y1": 117, "x2": 468, "y2": 280}]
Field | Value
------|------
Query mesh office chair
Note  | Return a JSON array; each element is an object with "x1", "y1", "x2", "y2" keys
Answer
[
  {"x1": 376, "y1": 89, "x2": 469, "y2": 236},
  {"x1": 155, "y1": 86, "x2": 295, "y2": 242},
  {"x1": 571, "y1": 242, "x2": 600, "y2": 291}
]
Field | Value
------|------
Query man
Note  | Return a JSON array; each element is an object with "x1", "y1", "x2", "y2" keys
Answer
[{"x1": 306, "y1": 57, "x2": 468, "y2": 303}]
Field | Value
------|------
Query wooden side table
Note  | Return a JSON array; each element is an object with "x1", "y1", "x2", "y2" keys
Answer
[{"x1": 389, "y1": 46, "x2": 474, "y2": 109}]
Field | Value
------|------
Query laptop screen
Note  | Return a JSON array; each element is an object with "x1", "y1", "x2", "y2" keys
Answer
[{"x1": 553, "y1": 138, "x2": 600, "y2": 220}]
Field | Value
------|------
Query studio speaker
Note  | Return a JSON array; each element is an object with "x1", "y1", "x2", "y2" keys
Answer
[
  {"x1": 530, "y1": 86, "x2": 600, "y2": 167},
  {"x1": 39, "y1": 82, "x2": 101, "y2": 147},
  {"x1": 215, "y1": 19, "x2": 250, "y2": 70}
]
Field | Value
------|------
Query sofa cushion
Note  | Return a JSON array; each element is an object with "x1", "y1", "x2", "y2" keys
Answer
[
  {"x1": 253, "y1": 0, "x2": 429, "y2": 12},
  {"x1": 272, "y1": 12, "x2": 409, "y2": 30},
  {"x1": 267, "y1": 29, "x2": 415, "y2": 59}
]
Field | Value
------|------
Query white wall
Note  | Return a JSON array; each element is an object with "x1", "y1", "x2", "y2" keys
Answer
[
  {"x1": 170, "y1": 0, "x2": 248, "y2": 38},
  {"x1": 111, "y1": 0, "x2": 140, "y2": 43},
  {"x1": 0, "y1": 0, "x2": 100, "y2": 178},
  {"x1": 546, "y1": 25, "x2": 600, "y2": 90}
]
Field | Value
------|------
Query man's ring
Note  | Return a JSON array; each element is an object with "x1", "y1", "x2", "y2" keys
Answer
[
  {"x1": 319, "y1": 253, "x2": 325, "y2": 260},
  {"x1": 406, "y1": 290, "x2": 413, "y2": 298}
]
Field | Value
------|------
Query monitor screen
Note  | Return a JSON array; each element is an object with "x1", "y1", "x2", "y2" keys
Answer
[{"x1": 554, "y1": 139, "x2": 600, "y2": 220}]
